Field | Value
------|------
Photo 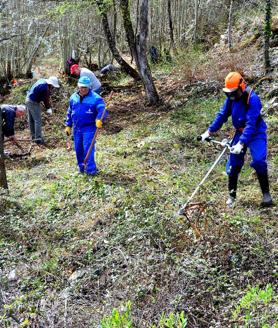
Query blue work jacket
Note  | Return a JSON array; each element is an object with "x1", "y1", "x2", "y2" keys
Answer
[
  {"x1": 65, "y1": 90, "x2": 107, "y2": 132},
  {"x1": 209, "y1": 89, "x2": 267, "y2": 145}
]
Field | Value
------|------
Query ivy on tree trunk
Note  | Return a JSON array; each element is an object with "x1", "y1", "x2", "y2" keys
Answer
[
  {"x1": 264, "y1": 0, "x2": 272, "y2": 72},
  {"x1": 0, "y1": 110, "x2": 8, "y2": 190}
]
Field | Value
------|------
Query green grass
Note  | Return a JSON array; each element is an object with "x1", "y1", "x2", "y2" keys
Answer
[{"x1": 1, "y1": 93, "x2": 277, "y2": 327}]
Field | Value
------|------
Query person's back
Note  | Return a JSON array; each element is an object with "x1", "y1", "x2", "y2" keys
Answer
[
  {"x1": 80, "y1": 68, "x2": 101, "y2": 93},
  {"x1": 0, "y1": 105, "x2": 16, "y2": 138},
  {"x1": 100, "y1": 64, "x2": 116, "y2": 75},
  {"x1": 27, "y1": 79, "x2": 49, "y2": 104},
  {"x1": 26, "y1": 76, "x2": 59, "y2": 144}
]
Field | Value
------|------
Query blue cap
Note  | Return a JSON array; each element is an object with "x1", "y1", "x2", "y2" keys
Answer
[{"x1": 78, "y1": 76, "x2": 91, "y2": 88}]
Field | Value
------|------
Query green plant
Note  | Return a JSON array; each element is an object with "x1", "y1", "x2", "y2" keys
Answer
[
  {"x1": 232, "y1": 284, "x2": 277, "y2": 326},
  {"x1": 151, "y1": 311, "x2": 187, "y2": 328},
  {"x1": 100, "y1": 301, "x2": 133, "y2": 328}
]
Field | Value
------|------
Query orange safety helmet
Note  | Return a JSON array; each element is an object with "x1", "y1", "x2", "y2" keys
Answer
[{"x1": 223, "y1": 72, "x2": 246, "y2": 93}]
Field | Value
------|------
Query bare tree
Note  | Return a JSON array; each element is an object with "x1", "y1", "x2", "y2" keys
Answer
[
  {"x1": 193, "y1": 0, "x2": 199, "y2": 43},
  {"x1": 96, "y1": 0, "x2": 141, "y2": 80},
  {"x1": 0, "y1": 0, "x2": 58, "y2": 78},
  {"x1": 136, "y1": 0, "x2": 160, "y2": 105},
  {"x1": 0, "y1": 111, "x2": 8, "y2": 190},
  {"x1": 264, "y1": 0, "x2": 272, "y2": 72},
  {"x1": 167, "y1": 0, "x2": 175, "y2": 51},
  {"x1": 227, "y1": 0, "x2": 233, "y2": 50},
  {"x1": 119, "y1": 0, "x2": 159, "y2": 104}
]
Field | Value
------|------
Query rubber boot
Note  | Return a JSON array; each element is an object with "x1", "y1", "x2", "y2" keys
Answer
[
  {"x1": 256, "y1": 172, "x2": 273, "y2": 207},
  {"x1": 226, "y1": 174, "x2": 238, "y2": 208}
]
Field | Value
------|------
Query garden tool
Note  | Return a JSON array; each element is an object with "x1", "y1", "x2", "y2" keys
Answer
[
  {"x1": 83, "y1": 91, "x2": 113, "y2": 169},
  {"x1": 178, "y1": 136, "x2": 232, "y2": 216}
]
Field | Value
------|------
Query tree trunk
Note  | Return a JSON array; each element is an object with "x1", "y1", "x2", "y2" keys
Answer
[
  {"x1": 0, "y1": 110, "x2": 8, "y2": 190},
  {"x1": 120, "y1": 0, "x2": 139, "y2": 67},
  {"x1": 96, "y1": 0, "x2": 141, "y2": 81},
  {"x1": 112, "y1": 0, "x2": 117, "y2": 43},
  {"x1": 227, "y1": 0, "x2": 233, "y2": 50},
  {"x1": 167, "y1": 0, "x2": 175, "y2": 51},
  {"x1": 136, "y1": 0, "x2": 160, "y2": 105},
  {"x1": 193, "y1": 0, "x2": 199, "y2": 43},
  {"x1": 23, "y1": 24, "x2": 50, "y2": 76},
  {"x1": 264, "y1": 0, "x2": 271, "y2": 72}
]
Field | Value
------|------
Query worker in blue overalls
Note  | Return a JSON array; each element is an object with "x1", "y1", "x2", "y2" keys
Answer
[
  {"x1": 200, "y1": 72, "x2": 273, "y2": 208},
  {"x1": 65, "y1": 76, "x2": 107, "y2": 175}
]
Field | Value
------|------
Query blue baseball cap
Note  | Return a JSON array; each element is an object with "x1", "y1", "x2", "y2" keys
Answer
[{"x1": 78, "y1": 76, "x2": 91, "y2": 88}]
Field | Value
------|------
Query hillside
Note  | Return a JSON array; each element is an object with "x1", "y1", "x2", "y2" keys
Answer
[{"x1": 1, "y1": 17, "x2": 278, "y2": 328}]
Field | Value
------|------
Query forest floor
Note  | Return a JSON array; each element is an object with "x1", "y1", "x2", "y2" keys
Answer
[{"x1": 1, "y1": 42, "x2": 278, "y2": 327}]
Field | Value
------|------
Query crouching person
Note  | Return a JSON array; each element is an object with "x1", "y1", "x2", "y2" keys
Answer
[
  {"x1": 65, "y1": 76, "x2": 107, "y2": 175},
  {"x1": 1, "y1": 104, "x2": 26, "y2": 143}
]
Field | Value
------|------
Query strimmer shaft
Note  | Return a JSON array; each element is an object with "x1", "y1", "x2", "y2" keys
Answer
[{"x1": 178, "y1": 145, "x2": 229, "y2": 215}]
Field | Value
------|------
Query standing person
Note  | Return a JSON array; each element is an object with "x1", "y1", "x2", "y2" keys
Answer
[
  {"x1": 65, "y1": 76, "x2": 107, "y2": 175},
  {"x1": 0, "y1": 104, "x2": 26, "y2": 143},
  {"x1": 200, "y1": 72, "x2": 273, "y2": 208},
  {"x1": 26, "y1": 76, "x2": 60, "y2": 145},
  {"x1": 70, "y1": 64, "x2": 102, "y2": 94}
]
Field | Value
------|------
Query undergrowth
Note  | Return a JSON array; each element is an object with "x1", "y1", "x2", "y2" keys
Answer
[{"x1": 1, "y1": 91, "x2": 277, "y2": 327}]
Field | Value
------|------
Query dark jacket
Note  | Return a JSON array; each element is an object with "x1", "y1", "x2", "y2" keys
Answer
[
  {"x1": 27, "y1": 79, "x2": 51, "y2": 108},
  {"x1": 0, "y1": 105, "x2": 16, "y2": 137}
]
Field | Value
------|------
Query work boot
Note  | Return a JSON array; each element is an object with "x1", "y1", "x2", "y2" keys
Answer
[
  {"x1": 226, "y1": 195, "x2": 236, "y2": 208},
  {"x1": 261, "y1": 193, "x2": 273, "y2": 207},
  {"x1": 256, "y1": 172, "x2": 273, "y2": 207},
  {"x1": 227, "y1": 174, "x2": 238, "y2": 208}
]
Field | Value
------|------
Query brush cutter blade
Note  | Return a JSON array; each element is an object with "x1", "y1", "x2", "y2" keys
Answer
[{"x1": 177, "y1": 207, "x2": 187, "y2": 216}]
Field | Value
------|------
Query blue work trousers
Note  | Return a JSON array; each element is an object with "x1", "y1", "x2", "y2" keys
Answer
[
  {"x1": 74, "y1": 130, "x2": 97, "y2": 174},
  {"x1": 226, "y1": 132, "x2": 268, "y2": 176}
]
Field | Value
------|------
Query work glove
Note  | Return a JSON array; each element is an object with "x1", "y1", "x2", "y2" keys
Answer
[
  {"x1": 65, "y1": 126, "x2": 72, "y2": 136},
  {"x1": 200, "y1": 130, "x2": 211, "y2": 142},
  {"x1": 46, "y1": 108, "x2": 53, "y2": 115},
  {"x1": 96, "y1": 119, "x2": 103, "y2": 128},
  {"x1": 230, "y1": 141, "x2": 244, "y2": 154}
]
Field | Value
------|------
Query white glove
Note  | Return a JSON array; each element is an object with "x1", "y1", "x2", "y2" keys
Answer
[
  {"x1": 46, "y1": 108, "x2": 53, "y2": 115},
  {"x1": 200, "y1": 130, "x2": 211, "y2": 142},
  {"x1": 230, "y1": 141, "x2": 244, "y2": 154}
]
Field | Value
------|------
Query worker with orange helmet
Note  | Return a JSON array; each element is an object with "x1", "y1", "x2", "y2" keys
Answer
[{"x1": 200, "y1": 72, "x2": 273, "y2": 208}]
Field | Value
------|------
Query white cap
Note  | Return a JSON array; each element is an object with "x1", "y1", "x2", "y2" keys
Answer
[
  {"x1": 45, "y1": 76, "x2": 60, "y2": 88},
  {"x1": 17, "y1": 105, "x2": 26, "y2": 112}
]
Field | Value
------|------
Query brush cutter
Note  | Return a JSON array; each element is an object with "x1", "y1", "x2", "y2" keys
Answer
[
  {"x1": 83, "y1": 91, "x2": 114, "y2": 169},
  {"x1": 178, "y1": 136, "x2": 232, "y2": 216}
]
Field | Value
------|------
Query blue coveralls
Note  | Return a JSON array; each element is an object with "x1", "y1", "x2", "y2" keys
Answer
[
  {"x1": 65, "y1": 90, "x2": 107, "y2": 174},
  {"x1": 208, "y1": 88, "x2": 268, "y2": 176}
]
